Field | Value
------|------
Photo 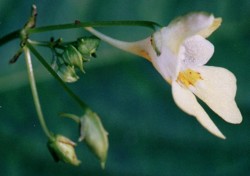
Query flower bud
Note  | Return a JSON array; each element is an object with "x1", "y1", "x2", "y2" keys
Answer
[
  {"x1": 62, "y1": 45, "x2": 84, "y2": 72},
  {"x1": 61, "y1": 110, "x2": 109, "y2": 168},
  {"x1": 76, "y1": 36, "x2": 100, "y2": 57},
  {"x1": 57, "y1": 65, "x2": 79, "y2": 83},
  {"x1": 47, "y1": 135, "x2": 81, "y2": 166},
  {"x1": 79, "y1": 110, "x2": 108, "y2": 168}
]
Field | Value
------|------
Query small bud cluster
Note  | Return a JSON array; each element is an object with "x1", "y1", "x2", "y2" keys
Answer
[{"x1": 52, "y1": 36, "x2": 100, "y2": 83}]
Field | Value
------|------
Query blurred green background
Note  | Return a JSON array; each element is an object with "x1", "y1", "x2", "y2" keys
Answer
[{"x1": 0, "y1": 0, "x2": 250, "y2": 175}]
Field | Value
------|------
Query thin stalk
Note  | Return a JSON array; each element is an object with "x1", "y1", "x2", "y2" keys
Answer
[
  {"x1": 28, "y1": 39, "x2": 71, "y2": 50},
  {"x1": 27, "y1": 21, "x2": 161, "y2": 34},
  {"x1": 0, "y1": 30, "x2": 20, "y2": 46},
  {"x1": 0, "y1": 21, "x2": 161, "y2": 46},
  {"x1": 26, "y1": 42, "x2": 89, "y2": 112},
  {"x1": 28, "y1": 40, "x2": 51, "y2": 47},
  {"x1": 23, "y1": 46, "x2": 53, "y2": 140}
]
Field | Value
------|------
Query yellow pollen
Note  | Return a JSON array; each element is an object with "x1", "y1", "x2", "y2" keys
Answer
[{"x1": 177, "y1": 69, "x2": 203, "y2": 87}]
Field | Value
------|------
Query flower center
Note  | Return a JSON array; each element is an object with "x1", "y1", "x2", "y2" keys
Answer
[{"x1": 177, "y1": 69, "x2": 202, "y2": 87}]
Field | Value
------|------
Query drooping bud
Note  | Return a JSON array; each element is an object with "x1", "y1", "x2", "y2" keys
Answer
[
  {"x1": 57, "y1": 65, "x2": 79, "y2": 83},
  {"x1": 47, "y1": 134, "x2": 81, "y2": 166},
  {"x1": 62, "y1": 45, "x2": 84, "y2": 72},
  {"x1": 61, "y1": 110, "x2": 108, "y2": 168},
  {"x1": 76, "y1": 36, "x2": 100, "y2": 57},
  {"x1": 79, "y1": 110, "x2": 109, "y2": 168}
]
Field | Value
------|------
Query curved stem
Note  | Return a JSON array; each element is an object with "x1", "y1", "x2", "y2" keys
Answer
[
  {"x1": 0, "y1": 21, "x2": 162, "y2": 46},
  {"x1": 23, "y1": 46, "x2": 53, "y2": 140},
  {"x1": 0, "y1": 30, "x2": 20, "y2": 46},
  {"x1": 27, "y1": 21, "x2": 161, "y2": 34},
  {"x1": 26, "y1": 42, "x2": 90, "y2": 113},
  {"x1": 60, "y1": 113, "x2": 80, "y2": 124}
]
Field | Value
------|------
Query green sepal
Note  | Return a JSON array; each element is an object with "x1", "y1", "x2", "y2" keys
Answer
[
  {"x1": 62, "y1": 45, "x2": 84, "y2": 72},
  {"x1": 47, "y1": 134, "x2": 81, "y2": 166},
  {"x1": 57, "y1": 65, "x2": 79, "y2": 83},
  {"x1": 76, "y1": 36, "x2": 100, "y2": 57}
]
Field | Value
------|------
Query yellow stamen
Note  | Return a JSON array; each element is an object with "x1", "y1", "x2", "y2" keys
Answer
[{"x1": 177, "y1": 69, "x2": 202, "y2": 87}]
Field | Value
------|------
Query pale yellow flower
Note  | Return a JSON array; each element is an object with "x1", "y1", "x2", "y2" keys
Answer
[{"x1": 85, "y1": 12, "x2": 242, "y2": 139}]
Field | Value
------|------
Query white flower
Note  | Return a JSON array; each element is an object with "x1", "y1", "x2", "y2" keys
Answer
[{"x1": 85, "y1": 12, "x2": 242, "y2": 139}]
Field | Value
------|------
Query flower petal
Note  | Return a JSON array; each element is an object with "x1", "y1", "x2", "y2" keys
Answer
[
  {"x1": 85, "y1": 27, "x2": 156, "y2": 61},
  {"x1": 181, "y1": 35, "x2": 214, "y2": 68},
  {"x1": 193, "y1": 66, "x2": 242, "y2": 124},
  {"x1": 172, "y1": 81, "x2": 225, "y2": 139},
  {"x1": 151, "y1": 46, "x2": 182, "y2": 83},
  {"x1": 198, "y1": 18, "x2": 222, "y2": 38},
  {"x1": 161, "y1": 12, "x2": 217, "y2": 53}
]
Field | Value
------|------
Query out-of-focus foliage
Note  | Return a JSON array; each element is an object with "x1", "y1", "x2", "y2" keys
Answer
[{"x1": 0, "y1": 0, "x2": 250, "y2": 175}]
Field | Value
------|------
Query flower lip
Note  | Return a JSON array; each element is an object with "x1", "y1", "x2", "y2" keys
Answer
[
  {"x1": 172, "y1": 81, "x2": 226, "y2": 139},
  {"x1": 192, "y1": 66, "x2": 243, "y2": 124}
]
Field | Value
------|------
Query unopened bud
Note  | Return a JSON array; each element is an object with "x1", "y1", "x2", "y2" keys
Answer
[
  {"x1": 79, "y1": 110, "x2": 108, "y2": 168},
  {"x1": 62, "y1": 45, "x2": 84, "y2": 72},
  {"x1": 47, "y1": 135, "x2": 81, "y2": 166},
  {"x1": 61, "y1": 110, "x2": 109, "y2": 168},
  {"x1": 76, "y1": 36, "x2": 100, "y2": 57},
  {"x1": 57, "y1": 65, "x2": 79, "y2": 83}
]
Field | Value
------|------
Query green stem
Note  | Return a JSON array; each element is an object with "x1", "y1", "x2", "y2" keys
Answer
[
  {"x1": 0, "y1": 30, "x2": 20, "y2": 46},
  {"x1": 23, "y1": 46, "x2": 53, "y2": 140},
  {"x1": 27, "y1": 21, "x2": 161, "y2": 34},
  {"x1": 0, "y1": 20, "x2": 161, "y2": 46},
  {"x1": 28, "y1": 40, "x2": 51, "y2": 47},
  {"x1": 26, "y1": 41, "x2": 89, "y2": 113},
  {"x1": 28, "y1": 39, "x2": 70, "y2": 50},
  {"x1": 60, "y1": 113, "x2": 80, "y2": 124}
]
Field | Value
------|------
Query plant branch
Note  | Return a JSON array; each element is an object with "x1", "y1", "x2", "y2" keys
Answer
[
  {"x1": 26, "y1": 42, "x2": 90, "y2": 113},
  {"x1": 0, "y1": 30, "x2": 20, "y2": 46},
  {"x1": 27, "y1": 20, "x2": 162, "y2": 34},
  {"x1": 0, "y1": 20, "x2": 162, "y2": 46},
  {"x1": 23, "y1": 46, "x2": 53, "y2": 140}
]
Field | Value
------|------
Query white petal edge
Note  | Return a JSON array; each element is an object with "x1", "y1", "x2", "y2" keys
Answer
[
  {"x1": 161, "y1": 12, "x2": 215, "y2": 53},
  {"x1": 198, "y1": 18, "x2": 222, "y2": 38},
  {"x1": 172, "y1": 81, "x2": 225, "y2": 139},
  {"x1": 192, "y1": 66, "x2": 242, "y2": 124},
  {"x1": 181, "y1": 35, "x2": 214, "y2": 68}
]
